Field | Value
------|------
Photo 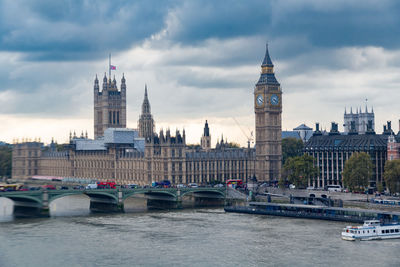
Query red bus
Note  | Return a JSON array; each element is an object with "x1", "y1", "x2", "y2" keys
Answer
[
  {"x1": 97, "y1": 181, "x2": 116, "y2": 189},
  {"x1": 226, "y1": 179, "x2": 243, "y2": 188}
]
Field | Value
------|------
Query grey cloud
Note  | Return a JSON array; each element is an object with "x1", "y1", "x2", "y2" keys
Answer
[
  {"x1": 0, "y1": 0, "x2": 176, "y2": 60},
  {"x1": 0, "y1": 56, "x2": 98, "y2": 93},
  {"x1": 2, "y1": 0, "x2": 400, "y2": 63},
  {"x1": 168, "y1": 0, "x2": 400, "y2": 56},
  {"x1": 159, "y1": 67, "x2": 252, "y2": 90},
  {"x1": 166, "y1": 0, "x2": 272, "y2": 43},
  {"x1": 0, "y1": 82, "x2": 92, "y2": 116},
  {"x1": 153, "y1": 37, "x2": 266, "y2": 68},
  {"x1": 2, "y1": 0, "x2": 400, "y2": 133}
]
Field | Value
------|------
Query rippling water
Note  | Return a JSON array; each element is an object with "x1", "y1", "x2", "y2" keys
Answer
[{"x1": 1, "y1": 196, "x2": 400, "y2": 267}]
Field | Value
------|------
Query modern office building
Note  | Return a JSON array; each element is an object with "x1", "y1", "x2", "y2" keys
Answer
[{"x1": 304, "y1": 121, "x2": 393, "y2": 188}]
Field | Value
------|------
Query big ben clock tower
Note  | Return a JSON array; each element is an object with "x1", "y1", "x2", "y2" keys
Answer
[{"x1": 254, "y1": 44, "x2": 282, "y2": 182}]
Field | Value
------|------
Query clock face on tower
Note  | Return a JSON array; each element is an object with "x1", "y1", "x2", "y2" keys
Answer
[
  {"x1": 256, "y1": 94, "x2": 264, "y2": 106},
  {"x1": 271, "y1": 94, "x2": 279, "y2": 105}
]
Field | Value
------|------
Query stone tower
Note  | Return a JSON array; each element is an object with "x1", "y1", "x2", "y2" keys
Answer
[
  {"x1": 254, "y1": 44, "x2": 282, "y2": 181},
  {"x1": 138, "y1": 85, "x2": 155, "y2": 140},
  {"x1": 201, "y1": 120, "x2": 211, "y2": 150},
  {"x1": 94, "y1": 73, "x2": 127, "y2": 139},
  {"x1": 343, "y1": 105, "x2": 375, "y2": 134},
  {"x1": 12, "y1": 141, "x2": 43, "y2": 180}
]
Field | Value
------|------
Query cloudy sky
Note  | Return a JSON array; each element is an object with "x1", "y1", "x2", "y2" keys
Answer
[{"x1": 1, "y1": 0, "x2": 400, "y2": 146}]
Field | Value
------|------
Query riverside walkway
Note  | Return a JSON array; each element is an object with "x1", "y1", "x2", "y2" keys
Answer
[{"x1": 0, "y1": 187, "x2": 226, "y2": 217}]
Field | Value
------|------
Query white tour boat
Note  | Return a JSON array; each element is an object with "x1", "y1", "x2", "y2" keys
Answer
[{"x1": 342, "y1": 220, "x2": 400, "y2": 241}]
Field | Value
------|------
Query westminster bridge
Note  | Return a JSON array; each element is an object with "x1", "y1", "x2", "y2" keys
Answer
[{"x1": 0, "y1": 187, "x2": 226, "y2": 217}]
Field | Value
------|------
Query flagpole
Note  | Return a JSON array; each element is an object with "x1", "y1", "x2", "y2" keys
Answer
[{"x1": 109, "y1": 53, "x2": 111, "y2": 79}]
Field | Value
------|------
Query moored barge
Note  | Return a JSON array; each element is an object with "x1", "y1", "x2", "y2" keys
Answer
[{"x1": 224, "y1": 202, "x2": 400, "y2": 223}]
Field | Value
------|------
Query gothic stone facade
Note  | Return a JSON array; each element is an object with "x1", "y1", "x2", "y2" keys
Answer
[
  {"x1": 387, "y1": 134, "x2": 400, "y2": 161},
  {"x1": 387, "y1": 121, "x2": 400, "y2": 161},
  {"x1": 13, "y1": 47, "x2": 289, "y2": 184},
  {"x1": 12, "y1": 130, "x2": 255, "y2": 185},
  {"x1": 12, "y1": 65, "x2": 260, "y2": 184}
]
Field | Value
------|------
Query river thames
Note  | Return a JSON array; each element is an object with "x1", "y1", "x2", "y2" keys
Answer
[{"x1": 0, "y1": 196, "x2": 399, "y2": 267}]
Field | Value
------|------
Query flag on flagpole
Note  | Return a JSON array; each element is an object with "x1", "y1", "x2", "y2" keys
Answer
[{"x1": 110, "y1": 65, "x2": 116, "y2": 70}]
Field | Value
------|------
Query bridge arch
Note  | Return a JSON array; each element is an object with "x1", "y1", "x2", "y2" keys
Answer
[
  {"x1": 122, "y1": 189, "x2": 178, "y2": 202},
  {"x1": 1, "y1": 195, "x2": 43, "y2": 205},
  {"x1": 0, "y1": 193, "x2": 45, "y2": 217},
  {"x1": 48, "y1": 191, "x2": 88, "y2": 204},
  {"x1": 180, "y1": 188, "x2": 225, "y2": 199},
  {"x1": 84, "y1": 191, "x2": 119, "y2": 202}
]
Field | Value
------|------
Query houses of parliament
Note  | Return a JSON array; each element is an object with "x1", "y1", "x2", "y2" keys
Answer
[{"x1": 11, "y1": 46, "x2": 282, "y2": 185}]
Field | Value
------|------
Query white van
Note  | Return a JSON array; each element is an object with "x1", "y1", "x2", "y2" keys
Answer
[
  {"x1": 327, "y1": 185, "x2": 342, "y2": 192},
  {"x1": 86, "y1": 183, "x2": 97, "y2": 189}
]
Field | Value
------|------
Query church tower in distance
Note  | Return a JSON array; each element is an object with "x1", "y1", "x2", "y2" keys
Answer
[
  {"x1": 138, "y1": 84, "x2": 155, "y2": 140},
  {"x1": 254, "y1": 44, "x2": 282, "y2": 182},
  {"x1": 94, "y1": 73, "x2": 127, "y2": 138},
  {"x1": 201, "y1": 120, "x2": 211, "y2": 150}
]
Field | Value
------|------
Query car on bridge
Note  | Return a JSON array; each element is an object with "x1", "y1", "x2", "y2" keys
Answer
[
  {"x1": 42, "y1": 185, "x2": 56, "y2": 190},
  {"x1": 73, "y1": 185, "x2": 85, "y2": 190},
  {"x1": 29, "y1": 186, "x2": 41, "y2": 191},
  {"x1": 18, "y1": 186, "x2": 29, "y2": 191},
  {"x1": 152, "y1": 180, "x2": 171, "y2": 188},
  {"x1": 0, "y1": 183, "x2": 24, "y2": 191}
]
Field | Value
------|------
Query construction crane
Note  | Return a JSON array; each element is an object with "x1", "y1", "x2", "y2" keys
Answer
[{"x1": 231, "y1": 117, "x2": 254, "y2": 148}]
